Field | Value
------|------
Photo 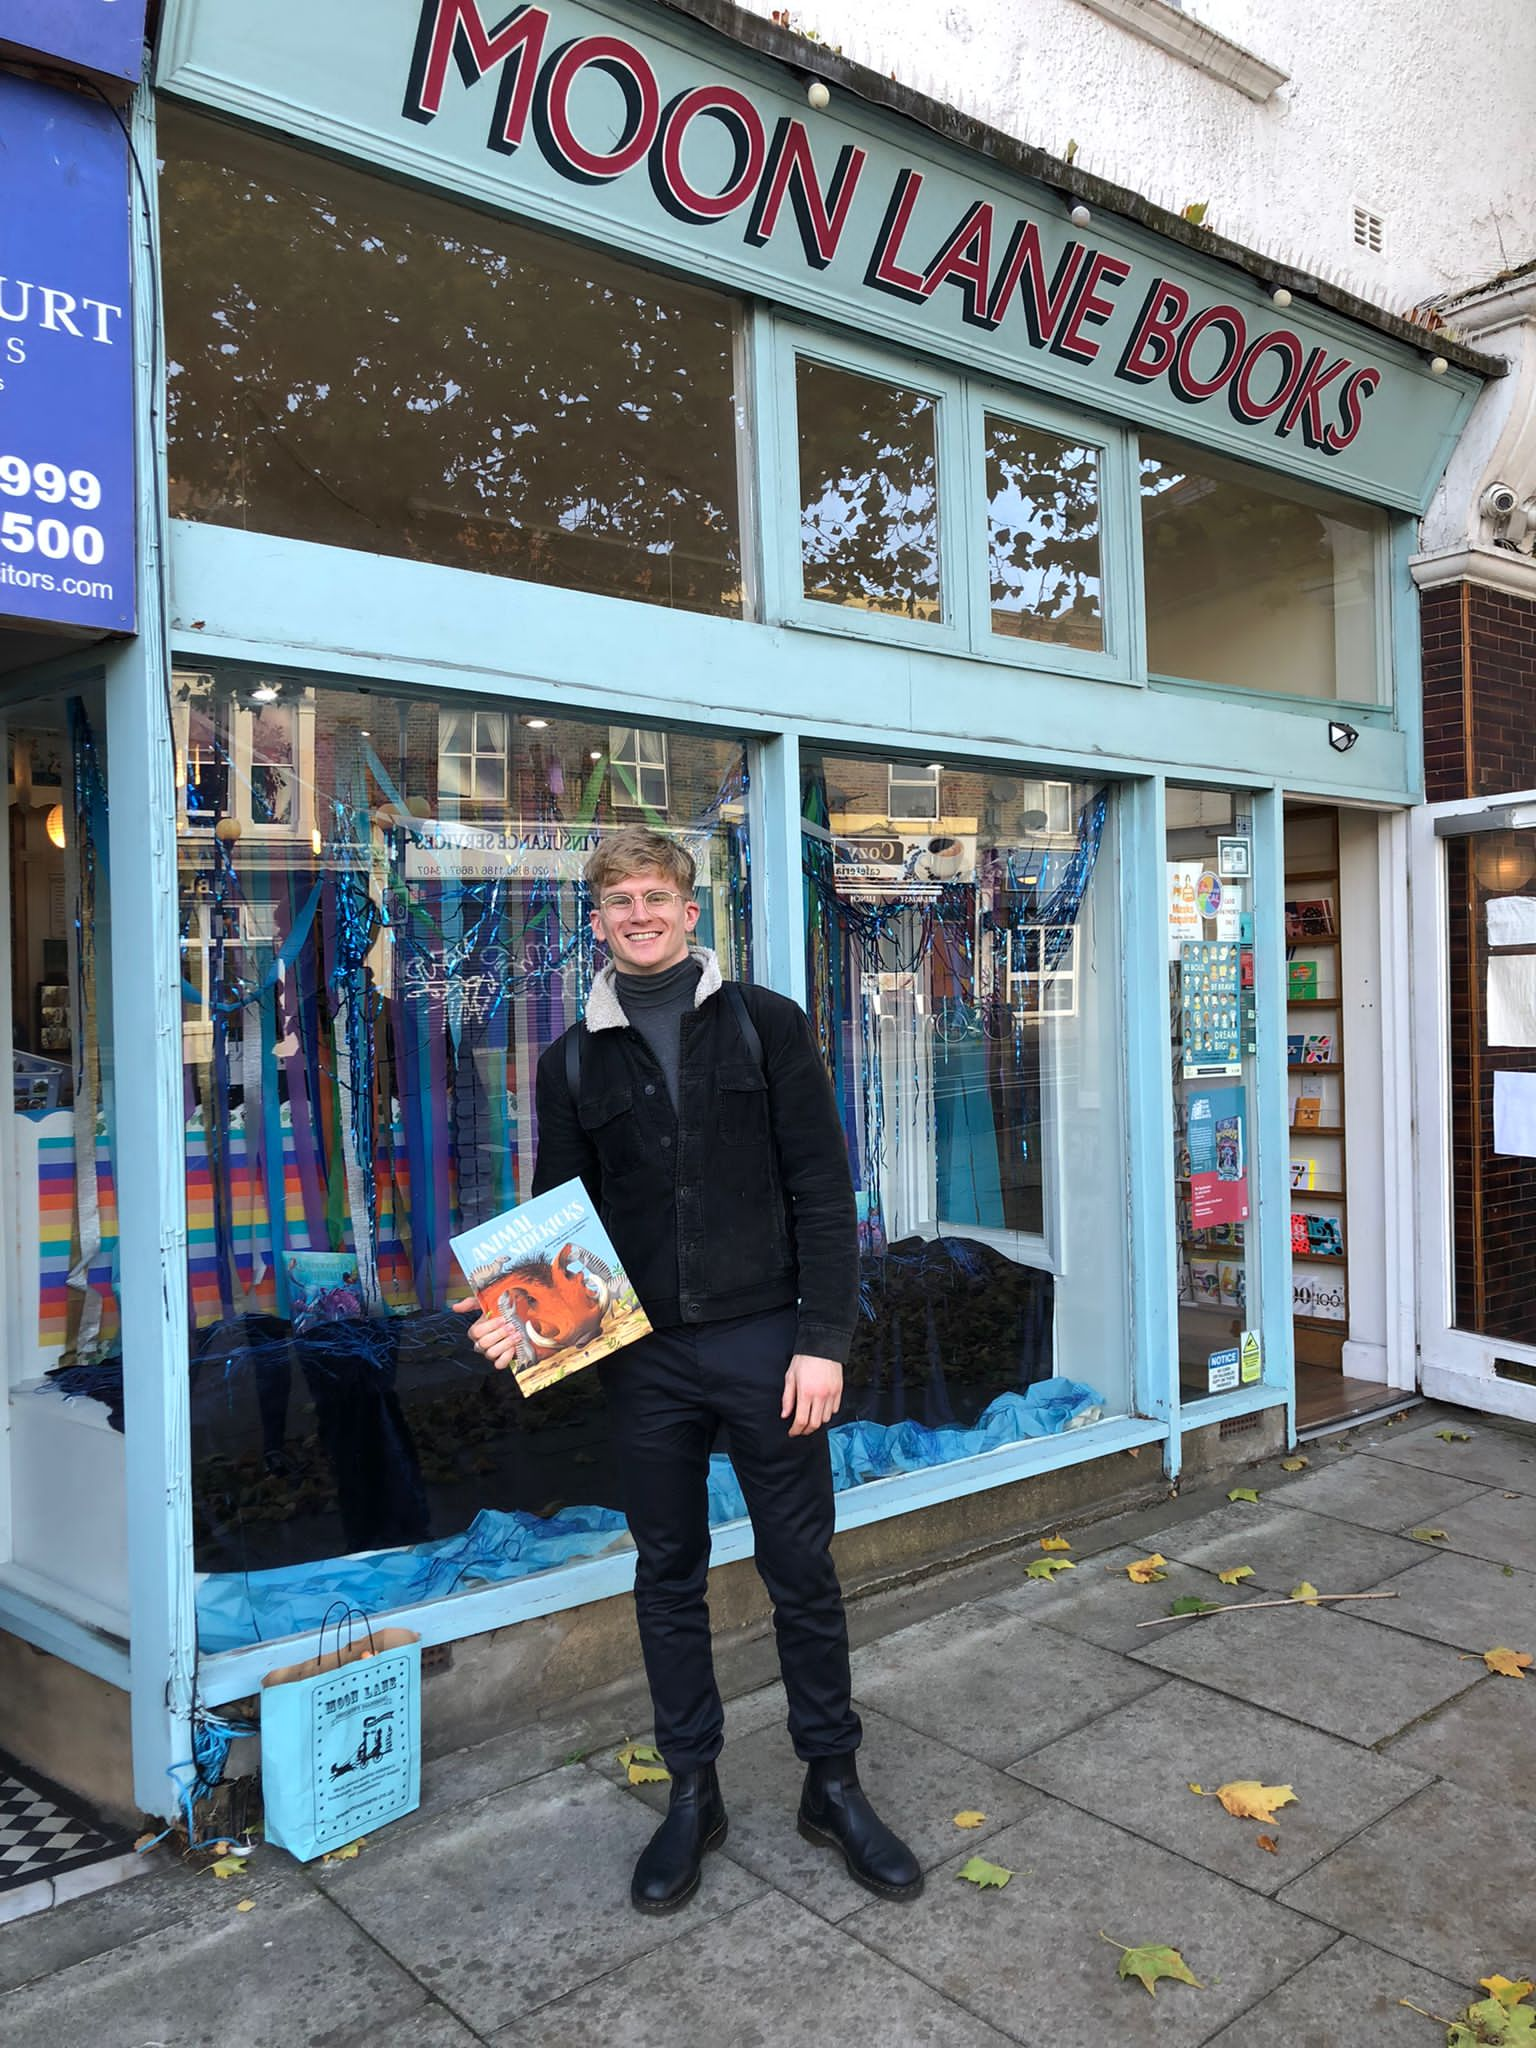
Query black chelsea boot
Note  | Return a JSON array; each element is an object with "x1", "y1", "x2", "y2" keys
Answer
[
  {"x1": 630, "y1": 1762, "x2": 728, "y2": 1914},
  {"x1": 798, "y1": 1755, "x2": 923, "y2": 1900}
]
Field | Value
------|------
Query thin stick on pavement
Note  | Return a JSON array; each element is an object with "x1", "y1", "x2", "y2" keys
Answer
[{"x1": 1136, "y1": 1590, "x2": 1402, "y2": 1628}]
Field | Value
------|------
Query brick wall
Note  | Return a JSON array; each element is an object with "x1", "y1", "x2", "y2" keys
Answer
[{"x1": 1425, "y1": 581, "x2": 1536, "y2": 1344}]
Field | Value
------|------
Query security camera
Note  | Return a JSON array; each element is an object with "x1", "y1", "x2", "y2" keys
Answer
[
  {"x1": 1481, "y1": 483, "x2": 1519, "y2": 520},
  {"x1": 1328, "y1": 722, "x2": 1359, "y2": 753}
]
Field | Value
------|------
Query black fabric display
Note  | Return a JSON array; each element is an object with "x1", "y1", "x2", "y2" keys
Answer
[
  {"x1": 613, "y1": 956, "x2": 703, "y2": 1110},
  {"x1": 598, "y1": 1303, "x2": 862, "y2": 1772}
]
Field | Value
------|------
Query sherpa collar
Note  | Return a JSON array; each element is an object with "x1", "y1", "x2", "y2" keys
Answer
[{"x1": 584, "y1": 945, "x2": 723, "y2": 1032}]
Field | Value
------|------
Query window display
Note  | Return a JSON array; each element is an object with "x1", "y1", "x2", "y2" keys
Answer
[{"x1": 802, "y1": 748, "x2": 1131, "y2": 1451}]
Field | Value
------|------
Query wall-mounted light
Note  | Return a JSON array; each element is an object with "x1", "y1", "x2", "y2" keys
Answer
[
  {"x1": 250, "y1": 682, "x2": 280, "y2": 705},
  {"x1": 1429, "y1": 356, "x2": 1449, "y2": 376},
  {"x1": 589, "y1": 749, "x2": 604, "y2": 761},
  {"x1": 1327, "y1": 721, "x2": 1359, "y2": 754},
  {"x1": 1475, "y1": 834, "x2": 1536, "y2": 895},
  {"x1": 523, "y1": 716, "x2": 550, "y2": 731},
  {"x1": 1271, "y1": 287, "x2": 1293, "y2": 308},
  {"x1": 1069, "y1": 203, "x2": 1092, "y2": 229},
  {"x1": 806, "y1": 79, "x2": 830, "y2": 110},
  {"x1": 45, "y1": 803, "x2": 65, "y2": 850}
]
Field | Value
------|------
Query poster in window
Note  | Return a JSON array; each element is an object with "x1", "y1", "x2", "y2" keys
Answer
[
  {"x1": 1187, "y1": 1085, "x2": 1248, "y2": 1227},
  {"x1": 1180, "y1": 940, "x2": 1242, "y2": 1076}
]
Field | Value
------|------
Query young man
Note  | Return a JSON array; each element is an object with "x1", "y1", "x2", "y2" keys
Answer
[{"x1": 458, "y1": 825, "x2": 921, "y2": 1914}]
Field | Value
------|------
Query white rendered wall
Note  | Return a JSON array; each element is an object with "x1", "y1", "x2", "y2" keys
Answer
[{"x1": 744, "y1": 0, "x2": 1536, "y2": 313}]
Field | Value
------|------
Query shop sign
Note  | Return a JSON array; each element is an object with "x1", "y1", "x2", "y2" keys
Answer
[
  {"x1": 0, "y1": 78, "x2": 135, "y2": 637},
  {"x1": 1206, "y1": 1346, "x2": 1240, "y2": 1394},
  {"x1": 159, "y1": 0, "x2": 1481, "y2": 512},
  {"x1": 1, "y1": 0, "x2": 148, "y2": 87},
  {"x1": 832, "y1": 830, "x2": 976, "y2": 896},
  {"x1": 402, "y1": 818, "x2": 713, "y2": 884}
]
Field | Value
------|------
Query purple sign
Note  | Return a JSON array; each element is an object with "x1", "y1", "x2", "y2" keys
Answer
[
  {"x1": 0, "y1": 0, "x2": 148, "y2": 87},
  {"x1": 0, "y1": 76, "x2": 135, "y2": 636}
]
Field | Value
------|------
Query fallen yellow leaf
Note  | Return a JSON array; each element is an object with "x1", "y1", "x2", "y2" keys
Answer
[
  {"x1": 207, "y1": 1854, "x2": 245, "y2": 1879},
  {"x1": 953, "y1": 1810, "x2": 987, "y2": 1829},
  {"x1": 1228, "y1": 1488, "x2": 1260, "y2": 1504},
  {"x1": 236, "y1": 1898, "x2": 255, "y2": 1912},
  {"x1": 616, "y1": 1743, "x2": 664, "y2": 1768},
  {"x1": 1102, "y1": 1933, "x2": 1203, "y2": 1998},
  {"x1": 1256, "y1": 1834, "x2": 1279, "y2": 1854},
  {"x1": 1280, "y1": 1457, "x2": 1308, "y2": 1471},
  {"x1": 319, "y1": 1839, "x2": 366, "y2": 1865},
  {"x1": 1187, "y1": 1782, "x2": 1205, "y2": 1795},
  {"x1": 628, "y1": 1762, "x2": 671, "y2": 1785},
  {"x1": 1484, "y1": 1647, "x2": 1534, "y2": 1679},
  {"x1": 1215, "y1": 1781, "x2": 1297, "y2": 1825},
  {"x1": 1025, "y1": 1556, "x2": 1075, "y2": 1580},
  {"x1": 1217, "y1": 1565, "x2": 1255, "y2": 1586},
  {"x1": 1125, "y1": 1553, "x2": 1168, "y2": 1584},
  {"x1": 1040, "y1": 1535, "x2": 1072, "y2": 1552},
  {"x1": 956, "y1": 1855, "x2": 1012, "y2": 1889},
  {"x1": 1290, "y1": 1581, "x2": 1322, "y2": 1607},
  {"x1": 1409, "y1": 1527, "x2": 1449, "y2": 1543},
  {"x1": 1480, "y1": 1977, "x2": 1535, "y2": 2010}
]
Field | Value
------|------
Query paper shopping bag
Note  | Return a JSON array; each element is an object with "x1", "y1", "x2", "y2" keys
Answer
[{"x1": 260, "y1": 1610, "x2": 421, "y2": 1860}]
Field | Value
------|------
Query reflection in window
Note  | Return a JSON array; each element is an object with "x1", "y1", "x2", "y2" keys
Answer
[
  {"x1": 986, "y1": 418, "x2": 1104, "y2": 650},
  {"x1": 175, "y1": 667, "x2": 752, "y2": 1648},
  {"x1": 160, "y1": 109, "x2": 744, "y2": 618},
  {"x1": 797, "y1": 360, "x2": 942, "y2": 622},
  {"x1": 1140, "y1": 433, "x2": 1382, "y2": 700},
  {"x1": 802, "y1": 750, "x2": 1130, "y2": 1461},
  {"x1": 887, "y1": 761, "x2": 940, "y2": 821},
  {"x1": 609, "y1": 727, "x2": 669, "y2": 813}
]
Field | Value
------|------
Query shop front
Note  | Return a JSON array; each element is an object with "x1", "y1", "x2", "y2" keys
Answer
[{"x1": 0, "y1": 0, "x2": 1490, "y2": 1819}]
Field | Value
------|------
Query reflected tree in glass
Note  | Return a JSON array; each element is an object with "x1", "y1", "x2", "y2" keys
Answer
[
  {"x1": 797, "y1": 360, "x2": 942, "y2": 622},
  {"x1": 160, "y1": 110, "x2": 743, "y2": 618},
  {"x1": 986, "y1": 418, "x2": 1103, "y2": 650}
]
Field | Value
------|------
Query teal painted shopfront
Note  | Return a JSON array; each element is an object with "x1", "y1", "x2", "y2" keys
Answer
[{"x1": 0, "y1": 0, "x2": 1494, "y2": 1817}]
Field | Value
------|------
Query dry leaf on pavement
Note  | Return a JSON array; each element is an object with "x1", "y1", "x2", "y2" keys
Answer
[
  {"x1": 1436, "y1": 1430, "x2": 1472, "y2": 1443},
  {"x1": 1215, "y1": 1781, "x2": 1297, "y2": 1825},
  {"x1": 1039, "y1": 1535, "x2": 1072, "y2": 1551},
  {"x1": 1290, "y1": 1581, "x2": 1322, "y2": 1607},
  {"x1": 1409, "y1": 1527, "x2": 1450, "y2": 1543},
  {"x1": 628, "y1": 1762, "x2": 671, "y2": 1784},
  {"x1": 1280, "y1": 1457, "x2": 1308, "y2": 1471},
  {"x1": 1484, "y1": 1647, "x2": 1534, "y2": 1679},
  {"x1": 1101, "y1": 1932, "x2": 1203, "y2": 1998},
  {"x1": 953, "y1": 1810, "x2": 986, "y2": 1828},
  {"x1": 1481, "y1": 1978, "x2": 1536, "y2": 2010},
  {"x1": 236, "y1": 1898, "x2": 255, "y2": 1912},
  {"x1": 1228, "y1": 1487, "x2": 1261, "y2": 1504},
  {"x1": 956, "y1": 1855, "x2": 1012, "y2": 1889},
  {"x1": 616, "y1": 1743, "x2": 664, "y2": 1767},
  {"x1": 207, "y1": 1854, "x2": 245, "y2": 1880},
  {"x1": 1256, "y1": 1834, "x2": 1279, "y2": 1854},
  {"x1": 1217, "y1": 1565, "x2": 1255, "y2": 1586},
  {"x1": 1125, "y1": 1553, "x2": 1168, "y2": 1584},
  {"x1": 1025, "y1": 1556, "x2": 1075, "y2": 1580}
]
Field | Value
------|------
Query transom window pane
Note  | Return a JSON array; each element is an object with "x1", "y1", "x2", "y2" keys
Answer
[
  {"x1": 986, "y1": 417, "x2": 1104, "y2": 650},
  {"x1": 160, "y1": 109, "x2": 745, "y2": 619},
  {"x1": 797, "y1": 360, "x2": 942, "y2": 623},
  {"x1": 609, "y1": 727, "x2": 670, "y2": 813},
  {"x1": 1140, "y1": 432, "x2": 1382, "y2": 701}
]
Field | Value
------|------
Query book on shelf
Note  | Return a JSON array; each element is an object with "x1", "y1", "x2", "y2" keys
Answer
[
  {"x1": 1287, "y1": 960, "x2": 1319, "y2": 1000},
  {"x1": 1189, "y1": 1258, "x2": 1221, "y2": 1307},
  {"x1": 1302, "y1": 1034, "x2": 1334, "y2": 1064},
  {"x1": 1290, "y1": 1158, "x2": 1318, "y2": 1189},
  {"x1": 450, "y1": 1175, "x2": 652, "y2": 1397},
  {"x1": 1285, "y1": 898, "x2": 1335, "y2": 940},
  {"x1": 1218, "y1": 1260, "x2": 1246, "y2": 1310},
  {"x1": 1287, "y1": 1033, "x2": 1305, "y2": 1065},
  {"x1": 1290, "y1": 1210, "x2": 1344, "y2": 1260},
  {"x1": 1292, "y1": 1095, "x2": 1323, "y2": 1129}
]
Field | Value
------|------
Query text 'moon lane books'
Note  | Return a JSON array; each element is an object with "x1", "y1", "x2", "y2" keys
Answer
[{"x1": 450, "y1": 1177, "x2": 651, "y2": 1396}]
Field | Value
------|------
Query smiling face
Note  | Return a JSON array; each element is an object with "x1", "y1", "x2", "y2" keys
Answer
[{"x1": 590, "y1": 865, "x2": 700, "y2": 976}]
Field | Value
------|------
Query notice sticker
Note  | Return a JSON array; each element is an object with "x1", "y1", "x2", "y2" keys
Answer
[{"x1": 1207, "y1": 1347, "x2": 1241, "y2": 1394}]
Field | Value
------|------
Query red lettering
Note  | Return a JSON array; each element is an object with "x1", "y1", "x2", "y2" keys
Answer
[
  {"x1": 655, "y1": 86, "x2": 767, "y2": 221},
  {"x1": 1171, "y1": 304, "x2": 1247, "y2": 400},
  {"x1": 403, "y1": 1, "x2": 549, "y2": 152},
  {"x1": 1229, "y1": 330, "x2": 1305, "y2": 422},
  {"x1": 1115, "y1": 278, "x2": 1190, "y2": 384},
  {"x1": 865, "y1": 170, "x2": 928, "y2": 301},
  {"x1": 745, "y1": 119, "x2": 866, "y2": 267},
  {"x1": 1055, "y1": 250, "x2": 1131, "y2": 362},
  {"x1": 920, "y1": 202, "x2": 995, "y2": 323},
  {"x1": 1324, "y1": 366, "x2": 1381, "y2": 453},
  {"x1": 1278, "y1": 347, "x2": 1353, "y2": 448},
  {"x1": 985, "y1": 219, "x2": 1086, "y2": 347}
]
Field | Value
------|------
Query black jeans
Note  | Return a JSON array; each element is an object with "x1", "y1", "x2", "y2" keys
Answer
[{"x1": 600, "y1": 1304, "x2": 862, "y2": 1772}]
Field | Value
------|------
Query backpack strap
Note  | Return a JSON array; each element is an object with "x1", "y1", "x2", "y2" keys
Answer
[
  {"x1": 564, "y1": 1022, "x2": 582, "y2": 1111},
  {"x1": 725, "y1": 982, "x2": 764, "y2": 1074}
]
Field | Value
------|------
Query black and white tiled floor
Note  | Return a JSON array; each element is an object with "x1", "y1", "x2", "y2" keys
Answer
[{"x1": 0, "y1": 1756, "x2": 133, "y2": 1912}]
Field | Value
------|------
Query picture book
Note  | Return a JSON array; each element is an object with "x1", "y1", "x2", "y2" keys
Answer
[
  {"x1": 1287, "y1": 1034, "x2": 1305, "y2": 1066},
  {"x1": 1290, "y1": 1213, "x2": 1311, "y2": 1255},
  {"x1": 1218, "y1": 1261, "x2": 1246, "y2": 1311},
  {"x1": 1288, "y1": 961, "x2": 1319, "y2": 1001},
  {"x1": 286, "y1": 1250, "x2": 364, "y2": 1333},
  {"x1": 450, "y1": 1177, "x2": 651, "y2": 1397},
  {"x1": 1285, "y1": 898, "x2": 1335, "y2": 940},
  {"x1": 1305, "y1": 1214, "x2": 1345, "y2": 1260},
  {"x1": 1291, "y1": 1158, "x2": 1317, "y2": 1189},
  {"x1": 1189, "y1": 1258, "x2": 1221, "y2": 1307},
  {"x1": 1302, "y1": 1034, "x2": 1335, "y2": 1065},
  {"x1": 1293, "y1": 1095, "x2": 1322, "y2": 1129}
]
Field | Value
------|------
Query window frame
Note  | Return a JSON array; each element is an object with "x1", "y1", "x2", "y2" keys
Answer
[
  {"x1": 608, "y1": 725, "x2": 671, "y2": 814},
  {"x1": 437, "y1": 707, "x2": 511, "y2": 809}
]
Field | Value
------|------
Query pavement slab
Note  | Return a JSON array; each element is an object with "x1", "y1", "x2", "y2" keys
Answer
[
  {"x1": 583, "y1": 1680, "x2": 792, "y2": 1793},
  {"x1": 1352, "y1": 1545, "x2": 1536, "y2": 1654},
  {"x1": 1010, "y1": 1678, "x2": 1429, "y2": 1895},
  {"x1": 1198, "y1": 1934, "x2": 1477, "y2": 2048},
  {"x1": 843, "y1": 1797, "x2": 1334, "y2": 2048},
  {"x1": 310, "y1": 1764, "x2": 764, "y2": 2037},
  {"x1": 0, "y1": 1883, "x2": 433, "y2": 2048},
  {"x1": 1134, "y1": 1501, "x2": 1431, "y2": 1596},
  {"x1": 1129, "y1": 1599, "x2": 1481, "y2": 1744},
  {"x1": 1389, "y1": 1485, "x2": 1536, "y2": 1576},
  {"x1": 500, "y1": 1891, "x2": 1018, "y2": 2047},
  {"x1": 845, "y1": 1601, "x2": 1165, "y2": 1766},
  {"x1": 1382, "y1": 1666, "x2": 1536, "y2": 1809},
  {"x1": 1361, "y1": 1418, "x2": 1536, "y2": 1495},
  {"x1": 983, "y1": 1543, "x2": 1231, "y2": 1653},
  {"x1": 1278, "y1": 1779, "x2": 1536, "y2": 1985},
  {"x1": 1263, "y1": 1454, "x2": 1491, "y2": 1532},
  {"x1": 692, "y1": 1704, "x2": 1043, "y2": 1925}
]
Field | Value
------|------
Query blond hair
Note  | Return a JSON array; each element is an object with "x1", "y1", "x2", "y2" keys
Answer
[{"x1": 583, "y1": 826, "x2": 696, "y2": 900}]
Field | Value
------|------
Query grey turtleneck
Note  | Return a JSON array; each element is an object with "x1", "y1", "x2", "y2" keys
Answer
[{"x1": 614, "y1": 955, "x2": 703, "y2": 1110}]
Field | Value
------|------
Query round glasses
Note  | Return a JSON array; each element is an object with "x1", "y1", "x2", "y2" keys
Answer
[{"x1": 597, "y1": 889, "x2": 684, "y2": 916}]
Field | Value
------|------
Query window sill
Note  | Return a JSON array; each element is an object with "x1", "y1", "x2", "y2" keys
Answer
[{"x1": 1074, "y1": 0, "x2": 1288, "y2": 101}]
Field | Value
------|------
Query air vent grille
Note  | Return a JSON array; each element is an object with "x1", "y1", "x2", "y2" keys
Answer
[{"x1": 1353, "y1": 205, "x2": 1384, "y2": 254}]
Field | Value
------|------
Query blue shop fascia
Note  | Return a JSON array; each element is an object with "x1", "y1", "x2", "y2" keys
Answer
[{"x1": 0, "y1": 0, "x2": 1499, "y2": 1819}]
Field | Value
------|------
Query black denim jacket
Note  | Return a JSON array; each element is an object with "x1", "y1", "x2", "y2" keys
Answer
[{"x1": 531, "y1": 953, "x2": 859, "y2": 1361}]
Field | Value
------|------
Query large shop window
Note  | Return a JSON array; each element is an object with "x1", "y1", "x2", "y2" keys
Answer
[
  {"x1": 802, "y1": 750, "x2": 1132, "y2": 1455},
  {"x1": 5, "y1": 697, "x2": 127, "y2": 1617},
  {"x1": 1140, "y1": 433, "x2": 1384, "y2": 702},
  {"x1": 177, "y1": 669, "x2": 752, "y2": 1651},
  {"x1": 159, "y1": 110, "x2": 745, "y2": 618},
  {"x1": 1166, "y1": 787, "x2": 1265, "y2": 1401}
]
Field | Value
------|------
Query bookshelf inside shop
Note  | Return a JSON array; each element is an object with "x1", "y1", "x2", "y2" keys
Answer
[{"x1": 1285, "y1": 809, "x2": 1348, "y2": 1369}]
